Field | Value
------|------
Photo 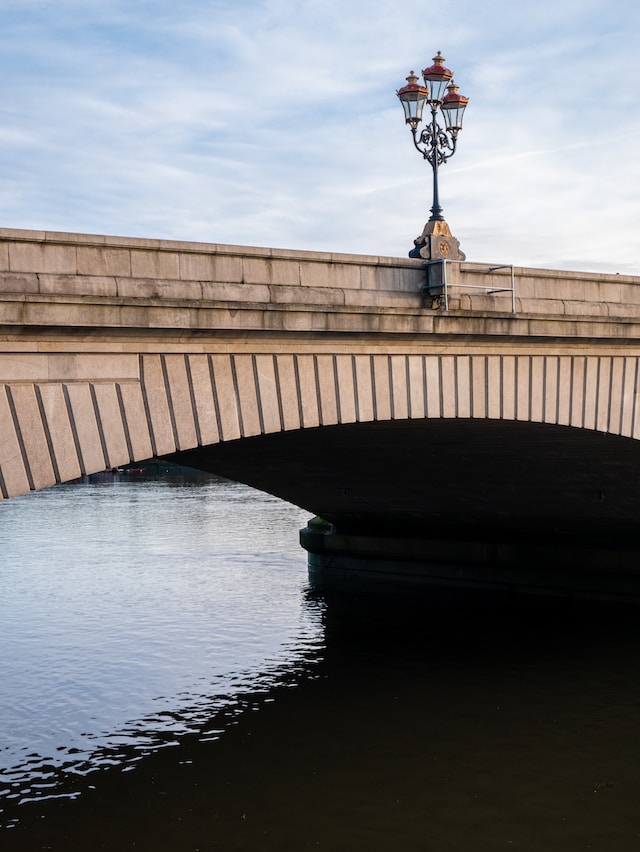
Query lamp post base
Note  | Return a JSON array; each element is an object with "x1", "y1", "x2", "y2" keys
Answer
[{"x1": 409, "y1": 219, "x2": 465, "y2": 261}]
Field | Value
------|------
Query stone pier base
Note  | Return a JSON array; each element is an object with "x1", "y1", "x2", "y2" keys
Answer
[{"x1": 300, "y1": 519, "x2": 640, "y2": 604}]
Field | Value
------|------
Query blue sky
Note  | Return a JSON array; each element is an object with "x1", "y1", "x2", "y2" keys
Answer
[{"x1": 1, "y1": 0, "x2": 639, "y2": 273}]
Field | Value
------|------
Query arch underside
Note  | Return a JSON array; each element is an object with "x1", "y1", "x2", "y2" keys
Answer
[
  {"x1": 2, "y1": 351, "x2": 640, "y2": 542},
  {"x1": 173, "y1": 419, "x2": 640, "y2": 543}
]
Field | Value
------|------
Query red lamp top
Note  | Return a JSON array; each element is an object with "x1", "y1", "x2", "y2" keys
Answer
[
  {"x1": 442, "y1": 82, "x2": 469, "y2": 111},
  {"x1": 422, "y1": 51, "x2": 453, "y2": 87},
  {"x1": 396, "y1": 70, "x2": 429, "y2": 100}
]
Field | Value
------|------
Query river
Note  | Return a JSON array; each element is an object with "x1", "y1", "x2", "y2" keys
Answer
[{"x1": 2, "y1": 469, "x2": 640, "y2": 850}]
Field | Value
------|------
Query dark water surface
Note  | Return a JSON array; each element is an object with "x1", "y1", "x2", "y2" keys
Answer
[{"x1": 2, "y1": 472, "x2": 640, "y2": 850}]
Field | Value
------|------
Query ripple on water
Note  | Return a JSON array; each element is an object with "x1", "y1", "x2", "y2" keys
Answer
[{"x1": 0, "y1": 475, "x2": 323, "y2": 820}]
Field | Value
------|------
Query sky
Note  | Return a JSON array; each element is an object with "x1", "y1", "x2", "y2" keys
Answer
[{"x1": 1, "y1": 0, "x2": 639, "y2": 274}]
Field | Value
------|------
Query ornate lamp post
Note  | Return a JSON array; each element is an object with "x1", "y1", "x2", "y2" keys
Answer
[{"x1": 397, "y1": 52, "x2": 469, "y2": 260}]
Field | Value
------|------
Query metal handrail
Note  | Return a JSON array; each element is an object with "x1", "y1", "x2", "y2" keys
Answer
[{"x1": 421, "y1": 259, "x2": 516, "y2": 314}]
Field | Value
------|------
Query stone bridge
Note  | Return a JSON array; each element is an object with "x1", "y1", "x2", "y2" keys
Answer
[{"x1": 3, "y1": 227, "x2": 640, "y2": 598}]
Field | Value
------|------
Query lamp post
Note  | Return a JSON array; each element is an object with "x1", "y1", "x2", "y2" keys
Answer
[{"x1": 397, "y1": 52, "x2": 469, "y2": 260}]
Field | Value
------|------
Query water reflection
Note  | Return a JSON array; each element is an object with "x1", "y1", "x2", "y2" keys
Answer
[
  {"x1": 0, "y1": 471, "x2": 320, "y2": 824},
  {"x1": 3, "y1": 473, "x2": 640, "y2": 850}
]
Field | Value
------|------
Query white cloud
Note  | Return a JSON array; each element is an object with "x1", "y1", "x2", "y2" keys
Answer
[{"x1": 0, "y1": 0, "x2": 639, "y2": 273}]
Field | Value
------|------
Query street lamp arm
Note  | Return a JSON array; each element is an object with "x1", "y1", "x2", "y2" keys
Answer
[{"x1": 411, "y1": 121, "x2": 457, "y2": 167}]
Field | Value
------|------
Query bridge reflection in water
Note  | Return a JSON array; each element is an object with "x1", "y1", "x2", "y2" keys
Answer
[{"x1": 3, "y1": 471, "x2": 640, "y2": 850}]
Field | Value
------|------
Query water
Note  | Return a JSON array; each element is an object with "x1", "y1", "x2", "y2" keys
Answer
[{"x1": 2, "y1": 470, "x2": 640, "y2": 850}]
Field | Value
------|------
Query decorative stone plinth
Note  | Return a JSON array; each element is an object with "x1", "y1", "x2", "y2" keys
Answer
[{"x1": 409, "y1": 219, "x2": 465, "y2": 261}]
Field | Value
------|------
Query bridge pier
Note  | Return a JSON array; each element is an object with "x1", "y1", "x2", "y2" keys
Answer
[{"x1": 301, "y1": 519, "x2": 640, "y2": 604}]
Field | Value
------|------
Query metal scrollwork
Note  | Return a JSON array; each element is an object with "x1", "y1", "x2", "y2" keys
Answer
[{"x1": 414, "y1": 117, "x2": 457, "y2": 168}]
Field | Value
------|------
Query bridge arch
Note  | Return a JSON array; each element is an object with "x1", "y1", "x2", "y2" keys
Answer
[{"x1": 1, "y1": 350, "x2": 639, "y2": 504}]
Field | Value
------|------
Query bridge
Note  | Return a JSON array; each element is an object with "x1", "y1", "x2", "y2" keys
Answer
[{"x1": 2, "y1": 227, "x2": 640, "y2": 600}]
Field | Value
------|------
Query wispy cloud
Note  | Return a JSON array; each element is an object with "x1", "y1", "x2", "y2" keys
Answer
[{"x1": 0, "y1": 0, "x2": 638, "y2": 272}]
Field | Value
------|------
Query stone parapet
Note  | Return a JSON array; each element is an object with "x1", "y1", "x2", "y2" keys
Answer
[{"x1": 0, "y1": 230, "x2": 638, "y2": 340}]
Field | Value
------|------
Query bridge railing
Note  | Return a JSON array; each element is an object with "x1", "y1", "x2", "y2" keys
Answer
[{"x1": 422, "y1": 259, "x2": 516, "y2": 314}]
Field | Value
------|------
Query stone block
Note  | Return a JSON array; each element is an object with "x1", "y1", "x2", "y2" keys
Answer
[
  {"x1": 90, "y1": 383, "x2": 131, "y2": 469},
  {"x1": 116, "y1": 277, "x2": 164, "y2": 299},
  {"x1": 179, "y1": 252, "x2": 216, "y2": 282},
  {"x1": 254, "y1": 354, "x2": 282, "y2": 434},
  {"x1": 454, "y1": 355, "x2": 471, "y2": 419},
  {"x1": 618, "y1": 283, "x2": 640, "y2": 305},
  {"x1": 146, "y1": 305, "x2": 197, "y2": 330},
  {"x1": 233, "y1": 354, "x2": 261, "y2": 437},
  {"x1": 620, "y1": 357, "x2": 637, "y2": 437},
  {"x1": 300, "y1": 261, "x2": 361, "y2": 290},
  {"x1": 38, "y1": 274, "x2": 118, "y2": 298},
  {"x1": 358, "y1": 266, "x2": 379, "y2": 292},
  {"x1": 6, "y1": 384, "x2": 56, "y2": 489},
  {"x1": 269, "y1": 284, "x2": 344, "y2": 306},
  {"x1": 316, "y1": 354, "x2": 338, "y2": 425},
  {"x1": 157, "y1": 280, "x2": 203, "y2": 301},
  {"x1": 503, "y1": 275, "x2": 535, "y2": 300},
  {"x1": 0, "y1": 227, "x2": 47, "y2": 241},
  {"x1": 0, "y1": 355, "x2": 49, "y2": 382},
  {"x1": 214, "y1": 255, "x2": 243, "y2": 283},
  {"x1": 0, "y1": 299, "x2": 27, "y2": 325},
  {"x1": 343, "y1": 289, "x2": 420, "y2": 309},
  {"x1": 372, "y1": 355, "x2": 392, "y2": 420},
  {"x1": 295, "y1": 355, "x2": 320, "y2": 428},
  {"x1": 514, "y1": 297, "x2": 564, "y2": 316},
  {"x1": 609, "y1": 302, "x2": 640, "y2": 319},
  {"x1": 466, "y1": 293, "x2": 515, "y2": 313},
  {"x1": 117, "y1": 303, "x2": 155, "y2": 327},
  {"x1": 23, "y1": 300, "x2": 123, "y2": 329},
  {"x1": 186, "y1": 355, "x2": 219, "y2": 445},
  {"x1": 116, "y1": 277, "x2": 202, "y2": 301},
  {"x1": 242, "y1": 257, "x2": 272, "y2": 285},
  {"x1": 62, "y1": 383, "x2": 106, "y2": 474},
  {"x1": 117, "y1": 382, "x2": 154, "y2": 461},
  {"x1": 273, "y1": 354, "x2": 300, "y2": 431},
  {"x1": 440, "y1": 356, "x2": 457, "y2": 418},
  {"x1": 298, "y1": 261, "x2": 331, "y2": 289},
  {"x1": 387, "y1": 356, "x2": 406, "y2": 416},
  {"x1": 45, "y1": 231, "x2": 106, "y2": 245},
  {"x1": 77, "y1": 246, "x2": 132, "y2": 277},
  {"x1": 140, "y1": 354, "x2": 176, "y2": 456},
  {"x1": 35, "y1": 383, "x2": 81, "y2": 483},
  {"x1": 598, "y1": 282, "x2": 622, "y2": 304},
  {"x1": 562, "y1": 300, "x2": 608, "y2": 317},
  {"x1": 608, "y1": 356, "x2": 626, "y2": 434},
  {"x1": 70, "y1": 354, "x2": 139, "y2": 383},
  {"x1": 41, "y1": 244, "x2": 78, "y2": 274},
  {"x1": 271, "y1": 259, "x2": 301, "y2": 287},
  {"x1": 130, "y1": 249, "x2": 180, "y2": 280},
  {"x1": 163, "y1": 355, "x2": 199, "y2": 450},
  {"x1": 210, "y1": 354, "x2": 241, "y2": 441},
  {"x1": 329, "y1": 263, "x2": 362, "y2": 290},
  {"x1": 372, "y1": 265, "x2": 423, "y2": 293},
  {"x1": 0, "y1": 385, "x2": 32, "y2": 497},
  {"x1": 201, "y1": 281, "x2": 270, "y2": 304},
  {"x1": 335, "y1": 355, "x2": 357, "y2": 424},
  {"x1": 469, "y1": 355, "x2": 487, "y2": 419},
  {"x1": 520, "y1": 355, "x2": 547, "y2": 423},
  {"x1": 354, "y1": 355, "x2": 375, "y2": 421},
  {"x1": 0, "y1": 273, "x2": 39, "y2": 294},
  {"x1": 9, "y1": 242, "x2": 77, "y2": 274},
  {"x1": 331, "y1": 250, "x2": 379, "y2": 264}
]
